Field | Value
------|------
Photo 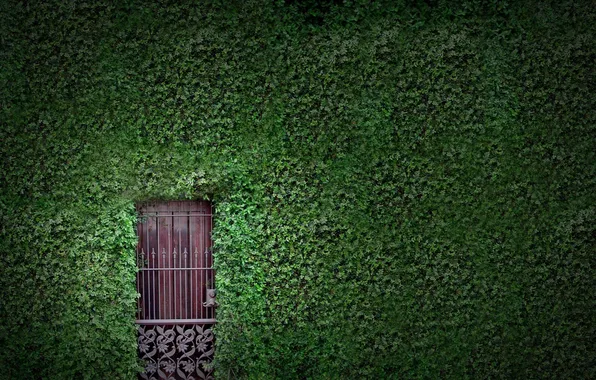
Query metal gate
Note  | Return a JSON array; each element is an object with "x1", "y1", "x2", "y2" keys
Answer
[{"x1": 136, "y1": 201, "x2": 215, "y2": 380}]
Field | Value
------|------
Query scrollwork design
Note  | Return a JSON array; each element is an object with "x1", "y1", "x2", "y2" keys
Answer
[{"x1": 139, "y1": 324, "x2": 214, "y2": 380}]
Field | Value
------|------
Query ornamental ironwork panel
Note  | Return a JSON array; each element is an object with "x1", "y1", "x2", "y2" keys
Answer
[
  {"x1": 136, "y1": 201, "x2": 216, "y2": 380},
  {"x1": 138, "y1": 324, "x2": 214, "y2": 380}
]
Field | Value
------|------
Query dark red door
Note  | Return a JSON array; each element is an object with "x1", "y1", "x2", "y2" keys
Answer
[{"x1": 136, "y1": 201, "x2": 215, "y2": 380}]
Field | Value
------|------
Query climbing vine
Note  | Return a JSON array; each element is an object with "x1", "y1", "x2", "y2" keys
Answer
[{"x1": 0, "y1": 0, "x2": 594, "y2": 378}]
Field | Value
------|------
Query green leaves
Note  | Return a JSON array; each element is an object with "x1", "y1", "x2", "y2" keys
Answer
[{"x1": 1, "y1": 0, "x2": 594, "y2": 378}]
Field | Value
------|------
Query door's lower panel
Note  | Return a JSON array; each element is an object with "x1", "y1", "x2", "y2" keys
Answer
[{"x1": 138, "y1": 323, "x2": 215, "y2": 380}]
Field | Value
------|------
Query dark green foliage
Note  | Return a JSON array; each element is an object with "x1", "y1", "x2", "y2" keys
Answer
[{"x1": 1, "y1": 0, "x2": 594, "y2": 378}]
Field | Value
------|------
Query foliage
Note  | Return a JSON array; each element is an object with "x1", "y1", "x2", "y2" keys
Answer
[{"x1": 0, "y1": 0, "x2": 594, "y2": 378}]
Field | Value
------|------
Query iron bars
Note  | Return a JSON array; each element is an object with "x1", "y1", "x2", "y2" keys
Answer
[{"x1": 135, "y1": 202, "x2": 215, "y2": 324}]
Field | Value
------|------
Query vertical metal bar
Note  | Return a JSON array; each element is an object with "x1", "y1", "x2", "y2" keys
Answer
[
  {"x1": 136, "y1": 237, "x2": 140, "y2": 319},
  {"x1": 204, "y1": 247, "x2": 208, "y2": 319},
  {"x1": 211, "y1": 205, "x2": 215, "y2": 320},
  {"x1": 208, "y1": 208, "x2": 212, "y2": 319},
  {"x1": 151, "y1": 247, "x2": 156, "y2": 319},
  {"x1": 143, "y1": 249, "x2": 146, "y2": 319},
  {"x1": 139, "y1": 248, "x2": 144, "y2": 319},
  {"x1": 151, "y1": 218, "x2": 155, "y2": 320},
  {"x1": 205, "y1": 211, "x2": 209, "y2": 319},
  {"x1": 173, "y1": 211, "x2": 177, "y2": 319},
  {"x1": 157, "y1": 216, "x2": 160, "y2": 319},
  {"x1": 201, "y1": 213, "x2": 205, "y2": 319},
  {"x1": 189, "y1": 212, "x2": 193, "y2": 319},
  {"x1": 145, "y1": 218, "x2": 149, "y2": 319},
  {"x1": 173, "y1": 247, "x2": 177, "y2": 319},
  {"x1": 184, "y1": 248, "x2": 188, "y2": 319},
  {"x1": 194, "y1": 246, "x2": 199, "y2": 318},
  {"x1": 168, "y1": 214, "x2": 172, "y2": 320},
  {"x1": 179, "y1": 227, "x2": 182, "y2": 319},
  {"x1": 162, "y1": 248, "x2": 166, "y2": 320}
]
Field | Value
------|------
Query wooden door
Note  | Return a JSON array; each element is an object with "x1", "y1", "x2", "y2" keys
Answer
[{"x1": 136, "y1": 201, "x2": 215, "y2": 380}]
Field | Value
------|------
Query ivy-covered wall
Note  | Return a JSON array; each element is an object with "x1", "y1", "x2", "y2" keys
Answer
[{"x1": 1, "y1": 0, "x2": 594, "y2": 378}]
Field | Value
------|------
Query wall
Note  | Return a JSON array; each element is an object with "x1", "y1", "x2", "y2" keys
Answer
[{"x1": 0, "y1": 0, "x2": 594, "y2": 378}]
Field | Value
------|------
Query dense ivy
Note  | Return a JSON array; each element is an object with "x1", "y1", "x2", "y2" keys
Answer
[{"x1": 1, "y1": 0, "x2": 594, "y2": 378}]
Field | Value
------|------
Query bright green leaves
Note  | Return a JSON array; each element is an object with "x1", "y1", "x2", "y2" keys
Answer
[{"x1": 1, "y1": 0, "x2": 594, "y2": 378}]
